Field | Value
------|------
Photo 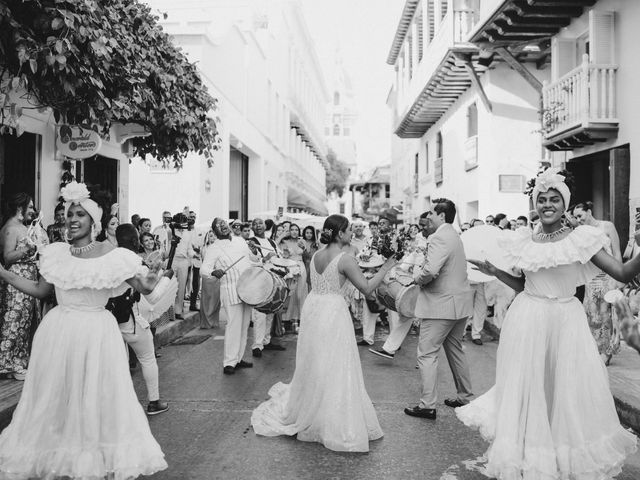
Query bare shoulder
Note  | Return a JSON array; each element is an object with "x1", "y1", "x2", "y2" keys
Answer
[{"x1": 600, "y1": 220, "x2": 619, "y2": 236}]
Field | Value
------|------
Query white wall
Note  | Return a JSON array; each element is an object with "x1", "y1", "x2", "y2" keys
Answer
[{"x1": 391, "y1": 63, "x2": 547, "y2": 223}]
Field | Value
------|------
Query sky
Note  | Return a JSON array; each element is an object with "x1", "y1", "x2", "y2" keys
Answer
[{"x1": 299, "y1": 0, "x2": 404, "y2": 173}]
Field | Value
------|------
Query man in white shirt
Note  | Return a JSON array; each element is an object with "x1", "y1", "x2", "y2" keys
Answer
[
  {"x1": 351, "y1": 220, "x2": 368, "y2": 254},
  {"x1": 202, "y1": 218, "x2": 260, "y2": 374},
  {"x1": 247, "y1": 218, "x2": 285, "y2": 357},
  {"x1": 152, "y1": 211, "x2": 173, "y2": 259}
]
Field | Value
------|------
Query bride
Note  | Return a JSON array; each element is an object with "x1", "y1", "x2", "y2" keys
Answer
[
  {"x1": 460, "y1": 169, "x2": 640, "y2": 480},
  {"x1": 251, "y1": 214, "x2": 397, "y2": 452}
]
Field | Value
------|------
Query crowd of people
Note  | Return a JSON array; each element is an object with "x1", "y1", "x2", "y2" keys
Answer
[{"x1": 1, "y1": 170, "x2": 640, "y2": 478}]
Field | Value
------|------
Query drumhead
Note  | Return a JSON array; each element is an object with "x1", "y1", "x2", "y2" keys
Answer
[
  {"x1": 397, "y1": 285, "x2": 419, "y2": 318},
  {"x1": 270, "y1": 257, "x2": 298, "y2": 268},
  {"x1": 237, "y1": 267, "x2": 275, "y2": 305}
]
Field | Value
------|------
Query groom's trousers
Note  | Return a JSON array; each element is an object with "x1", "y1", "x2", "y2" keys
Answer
[{"x1": 417, "y1": 317, "x2": 473, "y2": 409}]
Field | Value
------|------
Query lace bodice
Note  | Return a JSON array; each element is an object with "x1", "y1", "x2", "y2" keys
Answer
[{"x1": 310, "y1": 252, "x2": 351, "y2": 296}]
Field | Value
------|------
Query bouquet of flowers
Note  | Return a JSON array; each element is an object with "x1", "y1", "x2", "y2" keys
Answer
[{"x1": 25, "y1": 212, "x2": 49, "y2": 259}]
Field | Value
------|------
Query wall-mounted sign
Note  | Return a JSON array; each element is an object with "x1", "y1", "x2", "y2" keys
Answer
[{"x1": 56, "y1": 125, "x2": 102, "y2": 159}]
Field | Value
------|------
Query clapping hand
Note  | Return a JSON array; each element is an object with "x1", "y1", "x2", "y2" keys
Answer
[{"x1": 468, "y1": 259, "x2": 499, "y2": 277}]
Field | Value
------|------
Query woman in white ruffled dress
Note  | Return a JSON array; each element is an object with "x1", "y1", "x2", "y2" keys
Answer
[
  {"x1": 460, "y1": 169, "x2": 640, "y2": 480},
  {"x1": 251, "y1": 214, "x2": 397, "y2": 452},
  {"x1": 0, "y1": 182, "x2": 167, "y2": 479}
]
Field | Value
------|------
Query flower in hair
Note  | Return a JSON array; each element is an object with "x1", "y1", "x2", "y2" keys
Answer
[
  {"x1": 60, "y1": 181, "x2": 90, "y2": 204},
  {"x1": 535, "y1": 167, "x2": 565, "y2": 193}
]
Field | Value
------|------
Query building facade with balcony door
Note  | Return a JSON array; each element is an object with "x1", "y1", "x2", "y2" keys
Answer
[
  {"x1": 387, "y1": 0, "x2": 548, "y2": 224},
  {"x1": 543, "y1": 1, "x2": 635, "y2": 248},
  {"x1": 470, "y1": 0, "x2": 636, "y2": 247}
]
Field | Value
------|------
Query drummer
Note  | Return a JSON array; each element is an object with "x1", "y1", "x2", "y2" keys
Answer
[
  {"x1": 248, "y1": 218, "x2": 286, "y2": 357},
  {"x1": 369, "y1": 210, "x2": 435, "y2": 360},
  {"x1": 202, "y1": 218, "x2": 261, "y2": 375}
]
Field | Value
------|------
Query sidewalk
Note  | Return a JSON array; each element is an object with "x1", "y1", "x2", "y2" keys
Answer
[{"x1": 0, "y1": 310, "x2": 201, "y2": 431}]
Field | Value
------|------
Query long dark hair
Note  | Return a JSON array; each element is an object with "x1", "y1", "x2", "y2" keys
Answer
[
  {"x1": 320, "y1": 214, "x2": 349, "y2": 244},
  {"x1": 97, "y1": 214, "x2": 118, "y2": 242},
  {"x1": 2, "y1": 192, "x2": 32, "y2": 226},
  {"x1": 302, "y1": 225, "x2": 316, "y2": 243}
]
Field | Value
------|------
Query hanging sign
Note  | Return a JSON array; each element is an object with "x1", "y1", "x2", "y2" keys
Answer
[{"x1": 56, "y1": 125, "x2": 102, "y2": 159}]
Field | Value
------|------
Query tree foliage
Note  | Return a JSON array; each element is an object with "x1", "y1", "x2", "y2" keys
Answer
[
  {"x1": 0, "y1": 0, "x2": 219, "y2": 167},
  {"x1": 325, "y1": 148, "x2": 350, "y2": 197}
]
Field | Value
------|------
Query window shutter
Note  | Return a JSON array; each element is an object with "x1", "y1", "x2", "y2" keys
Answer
[
  {"x1": 589, "y1": 10, "x2": 615, "y2": 64},
  {"x1": 551, "y1": 37, "x2": 576, "y2": 79}
]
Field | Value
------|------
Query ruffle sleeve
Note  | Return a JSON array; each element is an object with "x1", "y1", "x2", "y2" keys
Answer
[
  {"x1": 39, "y1": 244, "x2": 145, "y2": 290},
  {"x1": 498, "y1": 225, "x2": 609, "y2": 280}
]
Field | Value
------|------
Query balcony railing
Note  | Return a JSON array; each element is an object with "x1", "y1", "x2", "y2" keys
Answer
[{"x1": 541, "y1": 55, "x2": 618, "y2": 140}]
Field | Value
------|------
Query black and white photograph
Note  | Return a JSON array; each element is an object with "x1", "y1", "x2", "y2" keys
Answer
[{"x1": 1, "y1": 0, "x2": 640, "y2": 478}]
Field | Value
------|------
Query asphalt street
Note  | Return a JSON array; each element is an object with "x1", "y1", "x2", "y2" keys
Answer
[{"x1": 135, "y1": 326, "x2": 640, "y2": 480}]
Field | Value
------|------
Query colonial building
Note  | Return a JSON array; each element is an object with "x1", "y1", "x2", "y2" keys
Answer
[
  {"x1": 325, "y1": 53, "x2": 359, "y2": 217},
  {"x1": 349, "y1": 165, "x2": 391, "y2": 220},
  {"x1": 387, "y1": 0, "x2": 550, "y2": 224},
  {"x1": 130, "y1": 0, "x2": 329, "y2": 223},
  {"x1": 470, "y1": 0, "x2": 633, "y2": 245}
]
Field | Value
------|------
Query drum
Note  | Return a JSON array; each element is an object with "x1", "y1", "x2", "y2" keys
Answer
[
  {"x1": 237, "y1": 267, "x2": 290, "y2": 314},
  {"x1": 376, "y1": 270, "x2": 419, "y2": 318}
]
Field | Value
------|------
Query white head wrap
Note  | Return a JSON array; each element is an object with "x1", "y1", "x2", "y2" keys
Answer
[
  {"x1": 60, "y1": 181, "x2": 103, "y2": 228},
  {"x1": 532, "y1": 168, "x2": 570, "y2": 210}
]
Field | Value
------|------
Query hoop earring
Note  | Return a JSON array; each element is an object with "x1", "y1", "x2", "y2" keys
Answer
[{"x1": 64, "y1": 229, "x2": 73, "y2": 243}]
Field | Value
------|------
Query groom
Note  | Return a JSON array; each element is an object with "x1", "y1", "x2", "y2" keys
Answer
[{"x1": 404, "y1": 198, "x2": 474, "y2": 420}]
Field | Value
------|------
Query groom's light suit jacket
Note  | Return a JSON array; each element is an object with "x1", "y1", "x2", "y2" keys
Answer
[{"x1": 412, "y1": 222, "x2": 473, "y2": 320}]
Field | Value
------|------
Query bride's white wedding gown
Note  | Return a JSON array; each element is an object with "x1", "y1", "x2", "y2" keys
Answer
[{"x1": 251, "y1": 252, "x2": 383, "y2": 452}]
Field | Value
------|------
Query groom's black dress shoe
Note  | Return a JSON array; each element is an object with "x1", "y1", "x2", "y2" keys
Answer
[
  {"x1": 404, "y1": 406, "x2": 436, "y2": 419},
  {"x1": 223, "y1": 366, "x2": 235, "y2": 375},
  {"x1": 444, "y1": 398, "x2": 468, "y2": 408},
  {"x1": 236, "y1": 360, "x2": 253, "y2": 369}
]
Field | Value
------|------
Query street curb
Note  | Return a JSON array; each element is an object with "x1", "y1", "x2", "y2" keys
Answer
[
  {"x1": 0, "y1": 311, "x2": 201, "y2": 431},
  {"x1": 155, "y1": 311, "x2": 200, "y2": 347}
]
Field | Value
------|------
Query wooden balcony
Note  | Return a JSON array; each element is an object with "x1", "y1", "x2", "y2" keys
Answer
[
  {"x1": 392, "y1": 7, "x2": 486, "y2": 139},
  {"x1": 542, "y1": 56, "x2": 618, "y2": 151}
]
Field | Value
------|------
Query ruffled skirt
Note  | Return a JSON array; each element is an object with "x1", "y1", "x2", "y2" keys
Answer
[
  {"x1": 456, "y1": 293, "x2": 637, "y2": 480},
  {"x1": 0, "y1": 306, "x2": 167, "y2": 479},
  {"x1": 251, "y1": 292, "x2": 383, "y2": 452}
]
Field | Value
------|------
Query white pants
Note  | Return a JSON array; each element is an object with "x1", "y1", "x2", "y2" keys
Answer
[
  {"x1": 223, "y1": 303, "x2": 251, "y2": 367},
  {"x1": 382, "y1": 310, "x2": 413, "y2": 353},
  {"x1": 361, "y1": 299, "x2": 379, "y2": 345},
  {"x1": 468, "y1": 283, "x2": 487, "y2": 340},
  {"x1": 122, "y1": 324, "x2": 159, "y2": 402},
  {"x1": 173, "y1": 257, "x2": 190, "y2": 315},
  {"x1": 252, "y1": 309, "x2": 273, "y2": 350}
]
